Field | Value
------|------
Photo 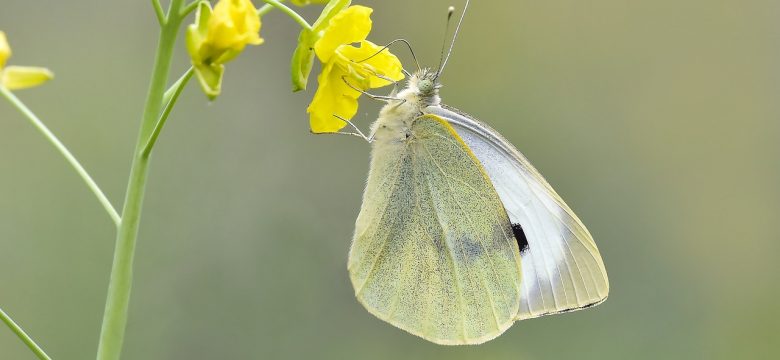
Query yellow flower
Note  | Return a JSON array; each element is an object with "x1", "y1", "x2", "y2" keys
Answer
[
  {"x1": 307, "y1": 6, "x2": 404, "y2": 133},
  {"x1": 290, "y1": 0, "x2": 330, "y2": 6},
  {"x1": 186, "y1": 0, "x2": 263, "y2": 99},
  {"x1": 0, "y1": 31, "x2": 53, "y2": 90}
]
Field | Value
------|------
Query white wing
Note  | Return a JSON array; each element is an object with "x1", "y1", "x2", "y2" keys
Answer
[{"x1": 425, "y1": 105, "x2": 609, "y2": 320}]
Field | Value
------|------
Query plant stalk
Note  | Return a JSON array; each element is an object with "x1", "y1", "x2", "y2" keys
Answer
[{"x1": 95, "y1": 4, "x2": 184, "y2": 359}]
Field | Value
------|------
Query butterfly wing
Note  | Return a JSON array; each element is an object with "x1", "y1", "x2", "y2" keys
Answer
[
  {"x1": 349, "y1": 114, "x2": 522, "y2": 345},
  {"x1": 426, "y1": 105, "x2": 609, "y2": 320}
]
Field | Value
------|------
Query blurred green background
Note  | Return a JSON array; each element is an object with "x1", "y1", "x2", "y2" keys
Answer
[{"x1": 2, "y1": 0, "x2": 779, "y2": 359}]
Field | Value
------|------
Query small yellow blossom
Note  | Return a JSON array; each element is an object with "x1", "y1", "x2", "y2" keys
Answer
[
  {"x1": 0, "y1": 31, "x2": 53, "y2": 90},
  {"x1": 186, "y1": 0, "x2": 263, "y2": 99},
  {"x1": 290, "y1": 0, "x2": 330, "y2": 6},
  {"x1": 307, "y1": 6, "x2": 404, "y2": 133},
  {"x1": 206, "y1": 0, "x2": 263, "y2": 58}
]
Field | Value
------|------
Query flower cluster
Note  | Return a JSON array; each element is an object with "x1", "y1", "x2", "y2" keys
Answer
[
  {"x1": 0, "y1": 31, "x2": 53, "y2": 90},
  {"x1": 183, "y1": 0, "x2": 404, "y2": 132}
]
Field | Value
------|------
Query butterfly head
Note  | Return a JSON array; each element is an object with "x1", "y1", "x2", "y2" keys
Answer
[{"x1": 410, "y1": 68, "x2": 442, "y2": 101}]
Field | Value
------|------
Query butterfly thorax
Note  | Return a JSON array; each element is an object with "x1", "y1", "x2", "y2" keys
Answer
[{"x1": 370, "y1": 69, "x2": 441, "y2": 146}]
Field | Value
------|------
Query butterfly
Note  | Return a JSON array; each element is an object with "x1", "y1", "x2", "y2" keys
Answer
[{"x1": 345, "y1": 0, "x2": 608, "y2": 345}]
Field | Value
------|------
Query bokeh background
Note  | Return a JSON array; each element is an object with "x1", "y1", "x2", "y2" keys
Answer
[{"x1": 1, "y1": 0, "x2": 779, "y2": 359}]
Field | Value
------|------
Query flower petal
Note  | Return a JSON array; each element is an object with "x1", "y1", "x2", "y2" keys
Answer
[
  {"x1": 337, "y1": 40, "x2": 405, "y2": 88},
  {"x1": 1, "y1": 66, "x2": 53, "y2": 90},
  {"x1": 314, "y1": 5, "x2": 372, "y2": 63},
  {"x1": 0, "y1": 31, "x2": 11, "y2": 69},
  {"x1": 208, "y1": 0, "x2": 263, "y2": 52},
  {"x1": 308, "y1": 62, "x2": 361, "y2": 133}
]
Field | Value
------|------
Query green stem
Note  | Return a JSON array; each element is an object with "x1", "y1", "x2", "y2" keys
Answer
[
  {"x1": 257, "y1": 3, "x2": 274, "y2": 16},
  {"x1": 142, "y1": 67, "x2": 194, "y2": 157},
  {"x1": 0, "y1": 86, "x2": 121, "y2": 227},
  {"x1": 0, "y1": 306, "x2": 52, "y2": 360},
  {"x1": 95, "y1": 1, "x2": 185, "y2": 359},
  {"x1": 263, "y1": 0, "x2": 312, "y2": 30},
  {"x1": 151, "y1": 0, "x2": 165, "y2": 25},
  {"x1": 180, "y1": 0, "x2": 203, "y2": 18}
]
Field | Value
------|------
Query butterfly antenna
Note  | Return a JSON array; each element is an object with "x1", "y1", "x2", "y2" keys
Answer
[
  {"x1": 357, "y1": 39, "x2": 421, "y2": 73},
  {"x1": 435, "y1": 0, "x2": 470, "y2": 80},
  {"x1": 436, "y1": 6, "x2": 456, "y2": 76}
]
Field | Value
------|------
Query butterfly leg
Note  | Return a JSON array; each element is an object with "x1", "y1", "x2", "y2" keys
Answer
[
  {"x1": 310, "y1": 129, "x2": 370, "y2": 141},
  {"x1": 309, "y1": 114, "x2": 373, "y2": 143},
  {"x1": 334, "y1": 114, "x2": 374, "y2": 142}
]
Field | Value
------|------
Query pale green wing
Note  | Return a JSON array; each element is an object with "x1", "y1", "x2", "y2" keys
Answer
[
  {"x1": 349, "y1": 115, "x2": 522, "y2": 345},
  {"x1": 427, "y1": 105, "x2": 609, "y2": 320}
]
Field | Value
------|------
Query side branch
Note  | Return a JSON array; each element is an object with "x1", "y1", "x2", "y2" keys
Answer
[
  {"x1": 0, "y1": 86, "x2": 121, "y2": 226},
  {"x1": 263, "y1": 0, "x2": 312, "y2": 30},
  {"x1": 142, "y1": 67, "x2": 194, "y2": 157},
  {"x1": 0, "y1": 306, "x2": 53, "y2": 360},
  {"x1": 152, "y1": 0, "x2": 166, "y2": 25}
]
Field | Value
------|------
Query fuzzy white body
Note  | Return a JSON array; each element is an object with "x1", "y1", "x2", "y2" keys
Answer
[{"x1": 369, "y1": 76, "x2": 441, "y2": 148}]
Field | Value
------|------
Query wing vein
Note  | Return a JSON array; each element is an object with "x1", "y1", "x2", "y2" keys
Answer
[{"x1": 522, "y1": 176, "x2": 606, "y2": 299}]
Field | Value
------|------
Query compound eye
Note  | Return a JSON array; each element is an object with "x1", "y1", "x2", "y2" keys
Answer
[{"x1": 419, "y1": 79, "x2": 433, "y2": 93}]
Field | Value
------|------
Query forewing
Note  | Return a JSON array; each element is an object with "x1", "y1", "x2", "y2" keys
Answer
[
  {"x1": 348, "y1": 115, "x2": 522, "y2": 345},
  {"x1": 427, "y1": 105, "x2": 609, "y2": 320}
]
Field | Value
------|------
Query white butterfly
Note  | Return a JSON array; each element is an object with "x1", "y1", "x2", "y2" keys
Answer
[{"x1": 344, "y1": 0, "x2": 608, "y2": 345}]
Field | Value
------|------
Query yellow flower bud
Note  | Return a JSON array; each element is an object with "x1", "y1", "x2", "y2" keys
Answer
[
  {"x1": 0, "y1": 31, "x2": 53, "y2": 90},
  {"x1": 207, "y1": 0, "x2": 263, "y2": 57},
  {"x1": 186, "y1": 0, "x2": 263, "y2": 99},
  {"x1": 2, "y1": 66, "x2": 54, "y2": 90},
  {"x1": 0, "y1": 32, "x2": 11, "y2": 69}
]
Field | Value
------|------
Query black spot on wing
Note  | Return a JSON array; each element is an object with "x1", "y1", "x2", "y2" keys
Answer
[
  {"x1": 511, "y1": 223, "x2": 529, "y2": 253},
  {"x1": 460, "y1": 235, "x2": 485, "y2": 260}
]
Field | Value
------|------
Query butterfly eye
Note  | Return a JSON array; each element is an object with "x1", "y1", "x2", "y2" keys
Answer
[{"x1": 418, "y1": 79, "x2": 434, "y2": 94}]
